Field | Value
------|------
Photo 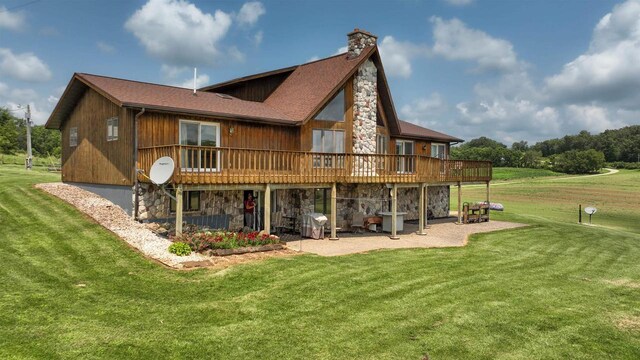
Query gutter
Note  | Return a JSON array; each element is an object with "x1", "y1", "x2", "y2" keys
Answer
[{"x1": 133, "y1": 107, "x2": 146, "y2": 221}]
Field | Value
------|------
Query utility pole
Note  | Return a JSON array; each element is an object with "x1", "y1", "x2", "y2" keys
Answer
[{"x1": 25, "y1": 104, "x2": 32, "y2": 170}]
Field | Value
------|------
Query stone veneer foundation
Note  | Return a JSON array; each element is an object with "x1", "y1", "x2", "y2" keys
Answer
[{"x1": 134, "y1": 184, "x2": 450, "y2": 232}]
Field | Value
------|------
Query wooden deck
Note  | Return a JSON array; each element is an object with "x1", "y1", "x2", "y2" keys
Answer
[{"x1": 138, "y1": 145, "x2": 492, "y2": 185}]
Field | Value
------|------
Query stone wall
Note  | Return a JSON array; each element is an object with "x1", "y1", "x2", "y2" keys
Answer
[
  {"x1": 396, "y1": 185, "x2": 450, "y2": 220},
  {"x1": 134, "y1": 183, "x2": 449, "y2": 230}
]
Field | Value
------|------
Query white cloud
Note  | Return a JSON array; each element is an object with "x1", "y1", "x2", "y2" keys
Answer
[
  {"x1": 125, "y1": 0, "x2": 233, "y2": 66},
  {"x1": 444, "y1": 0, "x2": 475, "y2": 6},
  {"x1": 430, "y1": 17, "x2": 523, "y2": 73},
  {"x1": 400, "y1": 93, "x2": 447, "y2": 124},
  {"x1": 237, "y1": 1, "x2": 266, "y2": 27},
  {"x1": 306, "y1": 55, "x2": 320, "y2": 63},
  {"x1": 545, "y1": 0, "x2": 640, "y2": 107},
  {"x1": 0, "y1": 6, "x2": 26, "y2": 32},
  {"x1": 0, "y1": 48, "x2": 52, "y2": 82},
  {"x1": 96, "y1": 41, "x2": 116, "y2": 54},
  {"x1": 253, "y1": 30, "x2": 264, "y2": 45},
  {"x1": 172, "y1": 73, "x2": 211, "y2": 89},
  {"x1": 378, "y1": 36, "x2": 429, "y2": 78}
]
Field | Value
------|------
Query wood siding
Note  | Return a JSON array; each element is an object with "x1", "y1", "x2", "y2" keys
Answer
[
  {"x1": 300, "y1": 77, "x2": 354, "y2": 152},
  {"x1": 137, "y1": 111, "x2": 300, "y2": 151},
  {"x1": 61, "y1": 88, "x2": 134, "y2": 185},
  {"x1": 206, "y1": 71, "x2": 292, "y2": 102}
]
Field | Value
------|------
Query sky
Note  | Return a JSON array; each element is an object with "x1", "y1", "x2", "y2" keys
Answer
[{"x1": 1, "y1": 0, "x2": 639, "y2": 145}]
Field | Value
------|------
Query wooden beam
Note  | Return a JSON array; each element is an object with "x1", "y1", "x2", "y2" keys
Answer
[
  {"x1": 390, "y1": 183, "x2": 399, "y2": 240},
  {"x1": 457, "y1": 182, "x2": 462, "y2": 225},
  {"x1": 425, "y1": 184, "x2": 429, "y2": 229},
  {"x1": 264, "y1": 183, "x2": 271, "y2": 235},
  {"x1": 329, "y1": 182, "x2": 338, "y2": 240},
  {"x1": 175, "y1": 184, "x2": 183, "y2": 236},
  {"x1": 417, "y1": 183, "x2": 427, "y2": 235}
]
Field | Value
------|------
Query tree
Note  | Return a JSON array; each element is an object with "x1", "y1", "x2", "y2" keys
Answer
[
  {"x1": 511, "y1": 141, "x2": 528, "y2": 152},
  {"x1": 551, "y1": 149, "x2": 605, "y2": 174}
]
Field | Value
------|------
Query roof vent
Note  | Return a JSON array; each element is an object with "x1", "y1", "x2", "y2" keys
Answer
[{"x1": 215, "y1": 93, "x2": 233, "y2": 100}]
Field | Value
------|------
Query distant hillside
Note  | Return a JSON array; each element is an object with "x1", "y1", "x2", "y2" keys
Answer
[{"x1": 532, "y1": 125, "x2": 640, "y2": 162}]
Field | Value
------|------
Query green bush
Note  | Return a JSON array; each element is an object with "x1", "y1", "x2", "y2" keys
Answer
[
  {"x1": 168, "y1": 242, "x2": 192, "y2": 256},
  {"x1": 551, "y1": 149, "x2": 605, "y2": 174}
]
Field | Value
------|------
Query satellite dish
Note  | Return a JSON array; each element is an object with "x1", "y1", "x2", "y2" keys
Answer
[
  {"x1": 149, "y1": 156, "x2": 175, "y2": 184},
  {"x1": 584, "y1": 207, "x2": 597, "y2": 215}
]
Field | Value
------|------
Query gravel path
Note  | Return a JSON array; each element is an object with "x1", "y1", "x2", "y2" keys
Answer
[
  {"x1": 285, "y1": 219, "x2": 527, "y2": 256},
  {"x1": 35, "y1": 183, "x2": 208, "y2": 268}
]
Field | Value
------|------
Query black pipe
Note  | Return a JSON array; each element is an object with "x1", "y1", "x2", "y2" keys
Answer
[{"x1": 579, "y1": 204, "x2": 582, "y2": 224}]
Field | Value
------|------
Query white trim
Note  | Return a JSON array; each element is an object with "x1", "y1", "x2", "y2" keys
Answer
[
  {"x1": 395, "y1": 140, "x2": 415, "y2": 173},
  {"x1": 431, "y1": 142, "x2": 446, "y2": 160},
  {"x1": 178, "y1": 119, "x2": 221, "y2": 172}
]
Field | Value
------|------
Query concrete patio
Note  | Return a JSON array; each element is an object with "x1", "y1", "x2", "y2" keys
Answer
[{"x1": 284, "y1": 217, "x2": 526, "y2": 256}]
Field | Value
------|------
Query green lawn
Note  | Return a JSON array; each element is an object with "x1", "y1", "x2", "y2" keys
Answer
[
  {"x1": 1, "y1": 165, "x2": 639, "y2": 359},
  {"x1": 492, "y1": 167, "x2": 564, "y2": 181}
]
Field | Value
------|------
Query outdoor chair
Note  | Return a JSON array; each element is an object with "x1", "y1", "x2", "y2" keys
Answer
[{"x1": 351, "y1": 212, "x2": 366, "y2": 233}]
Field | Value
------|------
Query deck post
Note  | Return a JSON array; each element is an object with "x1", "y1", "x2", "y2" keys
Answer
[
  {"x1": 175, "y1": 184, "x2": 183, "y2": 236},
  {"x1": 457, "y1": 181, "x2": 462, "y2": 225},
  {"x1": 417, "y1": 183, "x2": 427, "y2": 235},
  {"x1": 264, "y1": 183, "x2": 271, "y2": 235},
  {"x1": 390, "y1": 183, "x2": 399, "y2": 240},
  {"x1": 329, "y1": 182, "x2": 338, "y2": 240},
  {"x1": 425, "y1": 184, "x2": 429, "y2": 229},
  {"x1": 486, "y1": 181, "x2": 490, "y2": 222}
]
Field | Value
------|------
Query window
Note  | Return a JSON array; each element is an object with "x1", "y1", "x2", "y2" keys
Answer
[
  {"x1": 396, "y1": 140, "x2": 414, "y2": 173},
  {"x1": 376, "y1": 134, "x2": 388, "y2": 169},
  {"x1": 69, "y1": 127, "x2": 78, "y2": 147},
  {"x1": 431, "y1": 143, "x2": 446, "y2": 159},
  {"x1": 314, "y1": 188, "x2": 331, "y2": 215},
  {"x1": 170, "y1": 190, "x2": 201, "y2": 213},
  {"x1": 315, "y1": 89, "x2": 345, "y2": 121},
  {"x1": 107, "y1": 117, "x2": 119, "y2": 141},
  {"x1": 312, "y1": 129, "x2": 345, "y2": 168},
  {"x1": 376, "y1": 134, "x2": 388, "y2": 154},
  {"x1": 179, "y1": 120, "x2": 220, "y2": 170}
]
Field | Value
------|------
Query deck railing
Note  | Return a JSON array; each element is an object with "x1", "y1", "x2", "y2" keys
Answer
[{"x1": 138, "y1": 145, "x2": 492, "y2": 185}]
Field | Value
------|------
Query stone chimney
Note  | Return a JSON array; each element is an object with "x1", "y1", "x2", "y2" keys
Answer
[
  {"x1": 349, "y1": 28, "x2": 378, "y2": 172},
  {"x1": 347, "y1": 28, "x2": 378, "y2": 57}
]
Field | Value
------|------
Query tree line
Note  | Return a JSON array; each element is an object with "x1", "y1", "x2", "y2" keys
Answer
[
  {"x1": 451, "y1": 125, "x2": 640, "y2": 174},
  {"x1": 0, "y1": 108, "x2": 61, "y2": 157}
]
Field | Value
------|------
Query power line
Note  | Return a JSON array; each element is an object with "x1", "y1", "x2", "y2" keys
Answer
[{"x1": 0, "y1": 0, "x2": 41, "y2": 13}]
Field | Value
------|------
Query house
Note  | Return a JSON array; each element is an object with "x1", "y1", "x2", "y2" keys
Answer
[{"x1": 45, "y1": 29, "x2": 491, "y2": 239}]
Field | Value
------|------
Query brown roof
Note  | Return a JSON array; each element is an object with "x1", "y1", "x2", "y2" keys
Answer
[
  {"x1": 46, "y1": 47, "x2": 463, "y2": 143},
  {"x1": 398, "y1": 120, "x2": 463, "y2": 143},
  {"x1": 264, "y1": 47, "x2": 373, "y2": 121}
]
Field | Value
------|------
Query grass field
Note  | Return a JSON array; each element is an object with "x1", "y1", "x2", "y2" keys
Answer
[
  {"x1": 0, "y1": 152, "x2": 61, "y2": 168},
  {"x1": 1, "y1": 165, "x2": 639, "y2": 359},
  {"x1": 491, "y1": 167, "x2": 564, "y2": 181}
]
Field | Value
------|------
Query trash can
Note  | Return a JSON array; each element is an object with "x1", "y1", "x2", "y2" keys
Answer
[{"x1": 301, "y1": 213, "x2": 327, "y2": 239}]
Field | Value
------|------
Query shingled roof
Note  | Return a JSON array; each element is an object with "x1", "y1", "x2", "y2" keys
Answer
[
  {"x1": 46, "y1": 45, "x2": 462, "y2": 143},
  {"x1": 399, "y1": 120, "x2": 463, "y2": 143}
]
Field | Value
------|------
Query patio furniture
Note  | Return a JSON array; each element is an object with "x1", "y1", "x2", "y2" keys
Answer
[
  {"x1": 462, "y1": 202, "x2": 490, "y2": 223},
  {"x1": 351, "y1": 212, "x2": 366, "y2": 233},
  {"x1": 378, "y1": 212, "x2": 407, "y2": 232}
]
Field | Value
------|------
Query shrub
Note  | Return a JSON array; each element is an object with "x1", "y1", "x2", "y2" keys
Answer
[
  {"x1": 174, "y1": 230, "x2": 280, "y2": 253},
  {"x1": 168, "y1": 242, "x2": 192, "y2": 256},
  {"x1": 551, "y1": 149, "x2": 605, "y2": 174}
]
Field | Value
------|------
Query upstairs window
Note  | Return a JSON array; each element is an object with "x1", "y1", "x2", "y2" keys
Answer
[
  {"x1": 107, "y1": 117, "x2": 119, "y2": 141},
  {"x1": 69, "y1": 127, "x2": 78, "y2": 147},
  {"x1": 312, "y1": 129, "x2": 345, "y2": 168},
  {"x1": 396, "y1": 140, "x2": 414, "y2": 173},
  {"x1": 315, "y1": 89, "x2": 345, "y2": 121},
  {"x1": 431, "y1": 143, "x2": 446, "y2": 159}
]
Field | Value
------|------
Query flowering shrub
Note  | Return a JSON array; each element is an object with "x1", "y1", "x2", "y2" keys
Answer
[{"x1": 173, "y1": 230, "x2": 280, "y2": 252}]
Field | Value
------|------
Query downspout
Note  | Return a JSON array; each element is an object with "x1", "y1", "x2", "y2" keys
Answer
[{"x1": 133, "y1": 107, "x2": 146, "y2": 221}]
